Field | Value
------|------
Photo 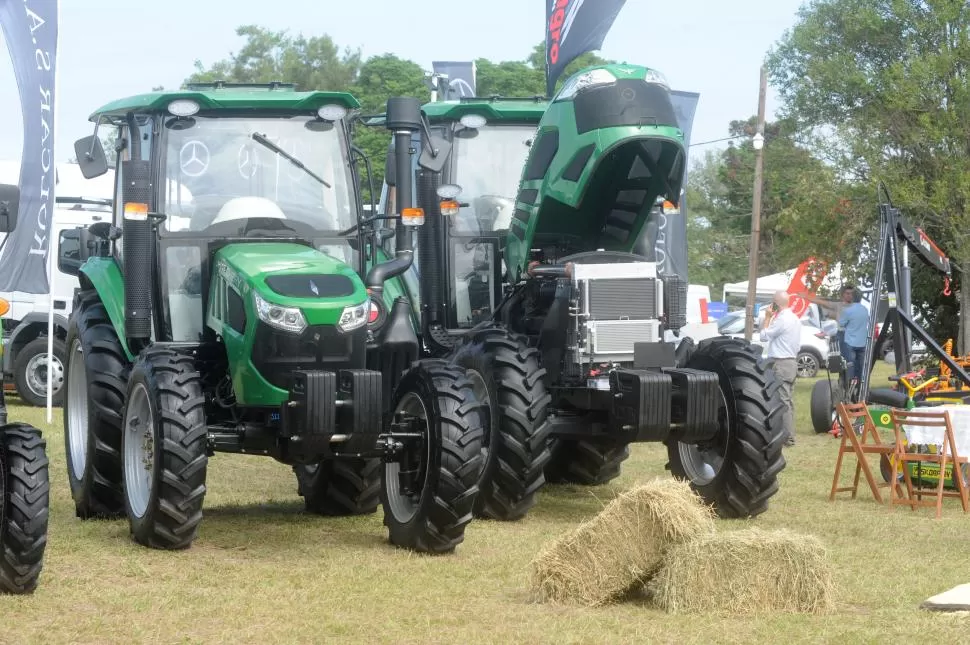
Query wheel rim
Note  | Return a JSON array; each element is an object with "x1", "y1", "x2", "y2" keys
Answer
[
  {"x1": 124, "y1": 383, "x2": 155, "y2": 519},
  {"x1": 67, "y1": 340, "x2": 89, "y2": 481},
  {"x1": 677, "y1": 389, "x2": 730, "y2": 486},
  {"x1": 797, "y1": 354, "x2": 818, "y2": 378},
  {"x1": 24, "y1": 350, "x2": 65, "y2": 398},
  {"x1": 465, "y1": 369, "x2": 491, "y2": 462},
  {"x1": 384, "y1": 392, "x2": 431, "y2": 523}
]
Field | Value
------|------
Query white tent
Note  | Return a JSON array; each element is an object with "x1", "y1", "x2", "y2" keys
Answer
[{"x1": 721, "y1": 263, "x2": 845, "y2": 302}]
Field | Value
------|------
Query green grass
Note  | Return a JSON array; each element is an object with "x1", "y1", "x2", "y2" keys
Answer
[{"x1": 4, "y1": 364, "x2": 970, "y2": 644}]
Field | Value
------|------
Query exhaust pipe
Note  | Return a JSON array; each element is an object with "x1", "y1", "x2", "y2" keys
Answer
[{"x1": 122, "y1": 112, "x2": 153, "y2": 352}]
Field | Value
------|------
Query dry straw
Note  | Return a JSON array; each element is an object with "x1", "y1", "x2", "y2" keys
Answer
[
  {"x1": 647, "y1": 527, "x2": 836, "y2": 615},
  {"x1": 529, "y1": 478, "x2": 715, "y2": 606}
]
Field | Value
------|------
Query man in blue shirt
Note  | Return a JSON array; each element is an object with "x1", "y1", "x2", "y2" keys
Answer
[{"x1": 839, "y1": 285, "x2": 870, "y2": 384}]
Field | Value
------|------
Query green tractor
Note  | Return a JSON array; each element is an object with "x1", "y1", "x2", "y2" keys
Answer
[
  {"x1": 58, "y1": 84, "x2": 485, "y2": 553},
  {"x1": 0, "y1": 188, "x2": 51, "y2": 593},
  {"x1": 391, "y1": 64, "x2": 787, "y2": 520}
]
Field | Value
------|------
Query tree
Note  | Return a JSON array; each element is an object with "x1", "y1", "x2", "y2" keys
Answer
[
  {"x1": 767, "y1": 0, "x2": 970, "y2": 349},
  {"x1": 186, "y1": 25, "x2": 362, "y2": 91}
]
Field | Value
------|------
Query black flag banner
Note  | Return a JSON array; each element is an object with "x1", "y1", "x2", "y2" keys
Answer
[
  {"x1": 545, "y1": 0, "x2": 627, "y2": 97},
  {"x1": 0, "y1": 0, "x2": 59, "y2": 294}
]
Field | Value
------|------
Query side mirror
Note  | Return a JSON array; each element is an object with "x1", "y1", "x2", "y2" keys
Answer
[
  {"x1": 57, "y1": 227, "x2": 91, "y2": 277},
  {"x1": 0, "y1": 183, "x2": 19, "y2": 233},
  {"x1": 74, "y1": 135, "x2": 109, "y2": 179},
  {"x1": 418, "y1": 135, "x2": 452, "y2": 173}
]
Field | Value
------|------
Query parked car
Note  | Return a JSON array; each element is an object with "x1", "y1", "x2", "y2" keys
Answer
[{"x1": 716, "y1": 310, "x2": 829, "y2": 378}]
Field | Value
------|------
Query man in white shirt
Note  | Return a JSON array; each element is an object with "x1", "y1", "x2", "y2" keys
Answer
[{"x1": 760, "y1": 291, "x2": 801, "y2": 446}]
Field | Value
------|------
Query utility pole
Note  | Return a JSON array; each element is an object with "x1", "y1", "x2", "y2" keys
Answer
[{"x1": 744, "y1": 66, "x2": 768, "y2": 341}]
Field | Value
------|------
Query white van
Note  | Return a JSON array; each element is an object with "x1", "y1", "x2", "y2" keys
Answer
[{"x1": 0, "y1": 162, "x2": 114, "y2": 406}]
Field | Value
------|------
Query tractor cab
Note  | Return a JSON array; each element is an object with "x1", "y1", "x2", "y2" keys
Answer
[
  {"x1": 64, "y1": 84, "x2": 366, "y2": 346},
  {"x1": 377, "y1": 96, "x2": 548, "y2": 352}
]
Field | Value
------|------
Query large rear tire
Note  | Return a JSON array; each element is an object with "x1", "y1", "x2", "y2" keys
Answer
[
  {"x1": 667, "y1": 337, "x2": 787, "y2": 518},
  {"x1": 451, "y1": 327, "x2": 551, "y2": 521},
  {"x1": 63, "y1": 291, "x2": 130, "y2": 519},
  {"x1": 294, "y1": 458, "x2": 380, "y2": 516},
  {"x1": 121, "y1": 349, "x2": 208, "y2": 550},
  {"x1": 0, "y1": 423, "x2": 49, "y2": 594},
  {"x1": 381, "y1": 360, "x2": 485, "y2": 554}
]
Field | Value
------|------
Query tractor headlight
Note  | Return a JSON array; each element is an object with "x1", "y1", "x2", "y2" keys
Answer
[
  {"x1": 338, "y1": 299, "x2": 370, "y2": 333},
  {"x1": 554, "y1": 69, "x2": 617, "y2": 102},
  {"x1": 254, "y1": 292, "x2": 307, "y2": 334}
]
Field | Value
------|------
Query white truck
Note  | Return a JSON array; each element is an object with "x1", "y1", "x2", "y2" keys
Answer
[{"x1": 0, "y1": 161, "x2": 114, "y2": 406}]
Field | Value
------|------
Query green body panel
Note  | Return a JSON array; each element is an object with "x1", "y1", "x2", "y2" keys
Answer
[
  {"x1": 504, "y1": 64, "x2": 687, "y2": 283},
  {"x1": 422, "y1": 99, "x2": 548, "y2": 123},
  {"x1": 206, "y1": 243, "x2": 368, "y2": 407},
  {"x1": 90, "y1": 89, "x2": 360, "y2": 121},
  {"x1": 79, "y1": 257, "x2": 134, "y2": 360}
]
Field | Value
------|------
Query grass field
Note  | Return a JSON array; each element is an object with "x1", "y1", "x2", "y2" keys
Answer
[{"x1": 4, "y1": 364, "x2": 970, "y2": 644}]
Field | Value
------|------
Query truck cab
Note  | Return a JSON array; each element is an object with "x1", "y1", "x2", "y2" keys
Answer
[{"x1": 0, "y1": 161, "x2": 114, "y2": 406}]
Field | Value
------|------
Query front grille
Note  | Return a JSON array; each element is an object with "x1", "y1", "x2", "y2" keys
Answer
[
  {"x1": 586, "y1": 277, "x2": 658, "y2": 319},
  {"x1": 252, "y1": 322, "x2": 365, "y2": 391}
]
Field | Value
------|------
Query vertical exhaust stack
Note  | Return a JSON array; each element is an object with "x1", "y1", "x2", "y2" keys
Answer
[
  {"x1": 385, "y1": 97, "x2": 422, "y2": 253},
  {"x1": 365, "y1": 97, "x2": 422, "y2": 295},
  {"x1": 121, "y1": 114, "x2": 154, "y2": 352}
]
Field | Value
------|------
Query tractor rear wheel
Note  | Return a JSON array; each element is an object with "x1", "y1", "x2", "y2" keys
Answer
[
  {"x1": 452, "y1": 327, "x2": 551, "y2": 521},
  {"x1": 0, "y1": 423, "x2": 49, "y2": 594},
  {"x1": 294, "y1": 458, "x2": 380, "y2": 516},
  {"x1": 381, "y1": 360, "x2": 485, "y2": 554},
  {"x1": 543, "y1": 437, "x2": 632, "y2": 486},
  {"x1": 64, "y1": 291, "x2": 130, "y2": 519},
  {"x1": 667, "y1": 337, "x2": 786, "y2": 518},
  {"x1": 121, "y1": 349, "x2": 208, "y2": 550}
]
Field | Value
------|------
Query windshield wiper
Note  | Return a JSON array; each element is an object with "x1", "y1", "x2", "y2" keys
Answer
[{"x1": 251, "y1": 132, "x2": 332, "y2": 188}]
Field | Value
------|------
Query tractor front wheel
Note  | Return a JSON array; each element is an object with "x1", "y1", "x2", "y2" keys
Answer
[
  {"x1": 294, "y1": 458, "x2": 380, "y2": 516},
  {"x1": 667, "y1": 337, "x2": 787, "y2": 518},
  {"x1": 451, "y1": 327, "x2": 551, "y2": 521},
  {"x1": 63, "y1": 291, "x2": 130, "y2": 519},
  {"x1": 121, "y1": 349, "x2": 208, "y2": 550},
  {"x1": 0, "y1": 423, "x2": 49, "y2": 594},
  {"x1": 380, "y1": 360, "x2": 485, "y2": 554}
]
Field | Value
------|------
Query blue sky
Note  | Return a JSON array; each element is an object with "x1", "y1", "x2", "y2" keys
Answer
[{"x1": 0, "y1": 0, "x2": 806, "y2": 165}]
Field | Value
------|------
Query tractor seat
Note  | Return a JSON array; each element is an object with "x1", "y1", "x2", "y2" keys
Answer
[{"x1": 211, "y1": 196, "x2": 287, "y2": 225}]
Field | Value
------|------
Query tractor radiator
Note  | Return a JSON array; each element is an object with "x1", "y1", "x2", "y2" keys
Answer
[{"x1": 569, "y1": 261, "x2": 664, "y2": 366}]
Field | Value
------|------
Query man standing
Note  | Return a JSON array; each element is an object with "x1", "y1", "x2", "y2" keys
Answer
[
  {"x1": 838, "y1": 285, "x2": 869, "y2": 385},
  {"x1": 760, "y1": 291, "x2": 801, "y2": 446}
]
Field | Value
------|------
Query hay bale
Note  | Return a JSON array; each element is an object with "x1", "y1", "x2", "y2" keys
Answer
[
  {"x1": 647, "y1": 527, "x2": 836, "y2": 615},
  {"x1": 529, "y1": 478, "x2": 715, "y2": 606}
]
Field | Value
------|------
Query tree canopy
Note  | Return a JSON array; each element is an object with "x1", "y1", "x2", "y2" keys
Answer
[{"x1": 767, "y1": 0, "x2": 969, "y2": 347}]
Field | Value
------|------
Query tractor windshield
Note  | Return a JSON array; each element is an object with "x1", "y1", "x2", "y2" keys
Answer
[
  {"x1": 451, "y1": 124, "x2": 534, "y2": 234},
  {"x1": 160, "y1": 115, "x2": 357, "y2": 237}
]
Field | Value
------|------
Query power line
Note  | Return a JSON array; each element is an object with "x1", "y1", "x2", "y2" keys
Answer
[{"x1": 689, "y1": 134, "x2": 746, "y2": 148}]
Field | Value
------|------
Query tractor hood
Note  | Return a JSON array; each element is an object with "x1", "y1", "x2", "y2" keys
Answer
[
  {"x1": 504, "y1": 64, "x2": 688, "y2": 282},
  {"x1": 212, "y1": 242, "x2": 368, "y2": 328}
]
